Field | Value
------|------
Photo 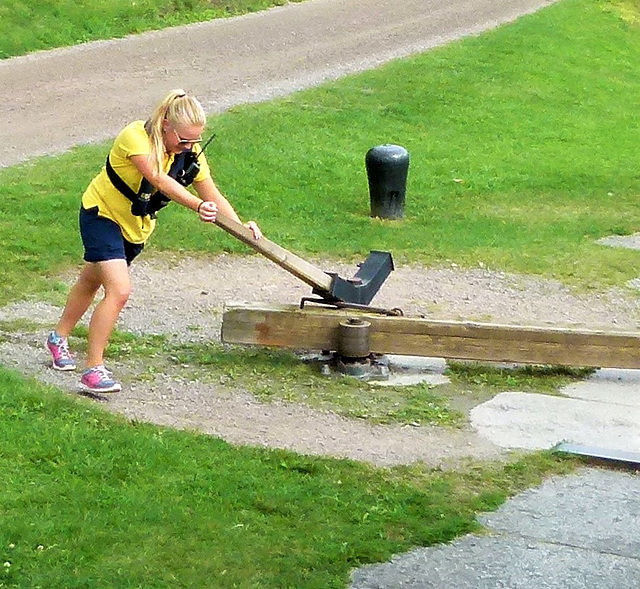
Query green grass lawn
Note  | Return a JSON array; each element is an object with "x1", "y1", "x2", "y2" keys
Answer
[
  {"x1": 0, "y1": 366, "x2": 578, "y2": 588},
  {"x1": 0, "y1": 0, "x2": 304, "y2": 59}
]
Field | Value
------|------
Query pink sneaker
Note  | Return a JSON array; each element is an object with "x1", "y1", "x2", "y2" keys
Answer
[
  {"x1": 46, "y1": 331, "x2": 76, "y2": 371},
  {"x1": 80, "y1": 365, "x2": 122, "y2": 393}
]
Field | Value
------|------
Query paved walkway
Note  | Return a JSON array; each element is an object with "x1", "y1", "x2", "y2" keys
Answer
[
  {"x1": 471, "y1": 368, "x2": 640, "y2": 454},
  {"x1": 356, "y1": 360, "x2": 640, "y2": 588},
  {"x1": 350, "y1": 468, "x2": 640, "y2": 588}
]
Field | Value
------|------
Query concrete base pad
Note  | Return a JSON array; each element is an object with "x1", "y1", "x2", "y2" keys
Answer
[{"x1": 470, "y1": 368, "x2": 640, "y2": 452}]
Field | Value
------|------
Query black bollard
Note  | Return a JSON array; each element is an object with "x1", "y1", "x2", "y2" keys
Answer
[{"x1": 365, "y1": 144, "x2": 410, "y2": 220}]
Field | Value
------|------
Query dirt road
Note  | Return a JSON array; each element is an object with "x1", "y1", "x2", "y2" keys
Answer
[{"x1": 0, "y1": 0, "x2": 555, "y2": 168}]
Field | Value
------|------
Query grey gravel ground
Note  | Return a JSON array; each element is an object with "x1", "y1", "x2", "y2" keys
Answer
[{"x1": 1, "y1": 253, "x2": 640, "y2": 468}]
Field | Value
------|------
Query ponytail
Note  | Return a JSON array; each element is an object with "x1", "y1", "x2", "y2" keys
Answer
[{"x1": 146, "y1": 89, "x2": 206, "y2": 174}]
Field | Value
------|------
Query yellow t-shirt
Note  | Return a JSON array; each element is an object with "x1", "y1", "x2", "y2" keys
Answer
[{"x1": 82, "y1": 120, "x2": 211, "y2": 244}]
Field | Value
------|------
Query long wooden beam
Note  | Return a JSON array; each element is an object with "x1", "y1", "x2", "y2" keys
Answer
[
  {"x1": 214, "y1": 214, "x2": 333, "y2": 293},
  {"x1": 221, "y1": 303, "x2": 640, "y2": 369}
]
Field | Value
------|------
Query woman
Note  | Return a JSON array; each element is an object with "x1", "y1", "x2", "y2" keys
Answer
[{"x1": 46, "y1": 89, "x2": 261, "y2": 393}]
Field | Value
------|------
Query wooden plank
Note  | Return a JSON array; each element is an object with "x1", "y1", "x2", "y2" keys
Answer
[
  {"x1": 214, "y1": 213, "x2": 333, "y2": 292},
  {"x1": 221, "y1": 303, "x2": 640, "y2": 369}
]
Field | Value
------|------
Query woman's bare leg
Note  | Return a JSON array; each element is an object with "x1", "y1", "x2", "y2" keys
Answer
[
  {"x1": 55, "y1": 263, "x2": 103, "y2": 337},
  {"x1": 84, "y1": 259, "x2": 131, "y2": 368}
]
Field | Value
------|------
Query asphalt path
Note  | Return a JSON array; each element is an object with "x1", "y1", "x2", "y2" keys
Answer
[{"x1": 0, "y1": 0, "x2": 555, "y2": 167}]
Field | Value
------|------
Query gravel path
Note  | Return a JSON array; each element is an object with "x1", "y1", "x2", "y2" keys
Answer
[{"x1": 2, "y1": 253, "x2": 639, "y2": 467}]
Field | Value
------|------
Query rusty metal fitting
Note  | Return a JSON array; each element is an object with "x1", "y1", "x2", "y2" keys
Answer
[{"x1": 337, "y1": 317, "x2": 371, "y2": 359}]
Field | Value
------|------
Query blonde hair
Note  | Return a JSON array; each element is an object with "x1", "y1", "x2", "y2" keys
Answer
[{"x1": 146, "y1": 89, "x2": 206, "y2": 174}]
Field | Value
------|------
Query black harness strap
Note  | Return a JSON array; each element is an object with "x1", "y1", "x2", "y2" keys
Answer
[
  {"x1": 104, "y1": 137, "x2": 208, "y2": 218},
  {"x1": 105, "y1": 154, "x2": 193, "y2": 218},
  {"x1": 105, "y1": 156, "x2": 153, "y2": 201}
]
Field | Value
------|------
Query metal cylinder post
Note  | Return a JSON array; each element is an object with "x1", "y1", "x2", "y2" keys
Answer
[
  {"x1": 337, "y1": 318, "x2": 371, "y2": 359},
  {"x1": 365, "y1": 144, "x2": 410, "y2": 220}
]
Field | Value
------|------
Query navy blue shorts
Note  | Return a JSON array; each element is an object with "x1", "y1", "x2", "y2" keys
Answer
[{"x1": 79, "y1": 206, "x2": 144, "y2": 266}]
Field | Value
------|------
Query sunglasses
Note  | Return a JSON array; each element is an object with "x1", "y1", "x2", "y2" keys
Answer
[{"x1": 171, "y1": 127, "x2": 202, "y2": 145}]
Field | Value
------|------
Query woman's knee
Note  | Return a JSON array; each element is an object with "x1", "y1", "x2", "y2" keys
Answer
[
  {"x1": 96, "y1": 260, "x2": 131, "y2": 305},
  {"x1": 78, "y1": 264, "x2": 103, "y2": 293},
  {"x1": 104, "y1": 284, "x2": 131, "y2": 308}
]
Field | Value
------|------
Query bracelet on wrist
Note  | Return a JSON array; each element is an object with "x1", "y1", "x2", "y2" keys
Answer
[{"x1": 197, "y1": 201, "x2": 204, "y2": 214}]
